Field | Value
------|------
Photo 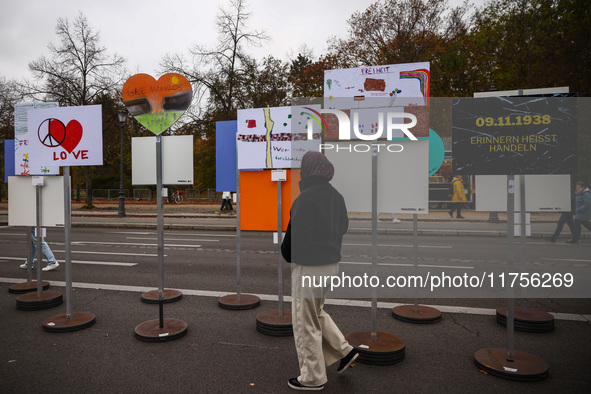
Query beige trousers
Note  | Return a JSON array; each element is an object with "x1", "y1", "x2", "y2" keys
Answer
[{"x1": 291, "y1": 263, "x2": 353, "y2": 386}]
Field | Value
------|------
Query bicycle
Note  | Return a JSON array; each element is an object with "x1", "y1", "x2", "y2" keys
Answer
[{"x1": 168, "y1": 189, "x2": 184, "y2": 204}]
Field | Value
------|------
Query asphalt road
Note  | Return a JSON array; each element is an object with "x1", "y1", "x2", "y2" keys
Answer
[{"x1": 1, "y1": 226, "x2": 590, "y2": 393}]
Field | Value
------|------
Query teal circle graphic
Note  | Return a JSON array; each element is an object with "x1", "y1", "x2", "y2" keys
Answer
[{"x1": 428, "y1": 128, "x2": 445, "y2": 176}]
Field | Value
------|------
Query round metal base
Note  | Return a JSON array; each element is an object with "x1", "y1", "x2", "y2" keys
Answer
[
  {"x1": 474, "y1": 348, "x2": 549, "y2": 381},
  {"x1": 392, "y1": 305, "x2": 442, "y2": 324},
  {"x1": 345, "y1": 331, "x2": 406, "y2": 366},
  {"x1": 496, "y1": 307, "x2": 554, "y2": 333},
  {"x1": 134, "y1": 318, "x2": 188, "y2": 342},
  {"x1": 43, "y1": 312, "x2": 96, "y2": 333},
  {"x1": 8, "y1": 281, "x2": 50, "y2": 294},
  {"x1": 16, "y1": 290, "x2": 63, "y2": 311},
  {"x1": 218, "y1": 294, "x2": 261, "y2": 310},
  {"x1": 141, "y1": 289, "x2": 182, "y2": 304},
  {"x1": 255, "y1": 309, "x2": 292, "y2": 337}
]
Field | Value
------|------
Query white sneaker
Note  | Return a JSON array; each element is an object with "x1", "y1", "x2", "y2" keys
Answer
[
  {"x1": 20, "y1": 263, "x2": 33, "y2": 269},
  {"x1": 42, "y1": 262, "x2": 59, "y2": 272},
  {"x1": 392, "y1": 218, "x2": 401, "y2": 223}
]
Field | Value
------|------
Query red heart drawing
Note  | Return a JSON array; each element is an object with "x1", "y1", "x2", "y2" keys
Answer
[{"x1": 61, "y1": 120, "x2": 83, "y2": 153}]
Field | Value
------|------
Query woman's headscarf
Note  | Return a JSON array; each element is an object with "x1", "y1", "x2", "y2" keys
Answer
[{"x1": 300, "y1": 151, "x2": 334, "y2": 181}]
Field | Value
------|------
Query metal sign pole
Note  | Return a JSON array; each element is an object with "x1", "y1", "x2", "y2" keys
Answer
[
  {"x1": 26, "y1": 227, "x2": 33, "y2": 284},
  {"x1": 64, "y1": 167, "x2": 72, "y2": 319},
  {"x1": 156, "y1": 135, "x2": 165, "y2": 327},
  {"x1": 35, "y1": 185, "x2": 43, "y2": 297},
  {"x1": 277, "y1": 176, "x2": 284, "y2": 317},
  {"x1": 371, "y1": 145, "x2": 378, "y2": 340},
  {"x1": 413, "y1": 214, "x2": 419, "y2": 312},
  {"x1": 519, "y1": 175, "x2": 528, "y2": 310},
  {"x1": 506, "y1": 175, "x2": 515, "y2": 361},
  {"x1": 236, "y1": 169, "x2": 242, "y2": 298}
]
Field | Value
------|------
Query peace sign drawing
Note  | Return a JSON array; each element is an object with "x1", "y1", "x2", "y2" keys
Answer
[
  {"x1": 37, "y1": 118, "x2": 84, "y2": 153},
  {"x1": 38, "y1": 118, "x2": 66, "y2": 147}
]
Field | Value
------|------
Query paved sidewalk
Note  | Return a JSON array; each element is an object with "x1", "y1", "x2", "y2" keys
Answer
[{"x1": 0, "y1": 200, "x2": 566, "y2": 238}]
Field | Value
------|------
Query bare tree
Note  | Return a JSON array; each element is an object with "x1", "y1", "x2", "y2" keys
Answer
[
  {"x1": 21, "y1": 13, "x2": 126, "y2": 207},
  {"x1": 161, "y1": 0, "x2": 268, "y2": 121},
  {"x1": 24, "y1": 13, "x2": 125, "y2": 106}
]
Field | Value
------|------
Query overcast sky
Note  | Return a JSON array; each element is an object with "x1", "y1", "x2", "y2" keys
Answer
[{"x1": 0, "y1": 0, "x2": 485, "y2": 82}]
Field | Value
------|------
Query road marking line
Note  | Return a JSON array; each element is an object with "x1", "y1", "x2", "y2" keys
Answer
[
  {"x1": 53, "y1": 250, "x2": 160, "y2": 257},
  {"x1": 71, "y1": 241, "x2": 201, "y2": 248},
  {"x1": 0, "y1": 257, "x2": 136, "y2": 266},
  {"x1": 111, "y1": 231, "x2": 235, "y2": 238},
  {"x1": 340, "y1": 261, "x2": 474, "y2": 269},
  {"x1": 126, "y1": 237, "x2": 219, "y2": 242},
  {"x1": 344, "y1": 243, "x2": 451, "y2": 249},
  {"x1": 541, "y1": 258, "x2": 591, "y2": 262}
]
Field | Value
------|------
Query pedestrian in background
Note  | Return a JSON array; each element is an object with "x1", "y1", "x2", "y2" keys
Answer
[
  {"x1": 546, "y1": 184, "x2": 576, "y2": 243},
  {"x1": 281, "y1": 151, "x2": 358, "y2": 391},
  {"x1": 567, "y1": 181, "x2": 591, "y2": 244},
  {"x1": 448, "y1": 175, "x2": 467, "y2": 219},
  {"x1": 220, "y1": 191, "x2": 233, "y2": 212},
  {"x1": 20, "y1": 227, "x2": 59, "y2": 271}
]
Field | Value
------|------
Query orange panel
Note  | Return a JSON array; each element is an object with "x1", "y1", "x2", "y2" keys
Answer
[{"x1": 240, "y1": 170, "x2": 300, "y2": 231}]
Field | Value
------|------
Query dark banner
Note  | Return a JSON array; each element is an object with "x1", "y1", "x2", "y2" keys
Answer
[{"x1": 452, "y1": 97, "x2": 577, "y2": 175}]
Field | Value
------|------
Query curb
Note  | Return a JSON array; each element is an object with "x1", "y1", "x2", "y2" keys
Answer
[{"x1": 61, "y1": 221, "x2": 556, "y2": 238}]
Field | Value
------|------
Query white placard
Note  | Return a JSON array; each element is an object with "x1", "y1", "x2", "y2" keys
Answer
[
  {"x1": 326, "y1": 140, "x2": 429, "y2": 214},
  {"x1": 8, "y1": 176, "x2": 65, "y2": 227},
  {"x1": 525, "y1": 174, "x2": 571, "y2": 212},
  {"x1": 14, "y1": 102, "x2": 60, "y2": 176},
  {"x1": 237, "y1": 105, "x2": 321, "y2": 170},
  {"x1": 475, "y1": 175, "x2": 571, "y2": 212},
  {"x1": 324, "y1": 62, "x2": 430, "y2": 110},
  {"x1": 378, "y1": 140, "x2": 429, "y2": 213},
  {"x1": 27, "y1": 105, "x2": 103, "y2": 169},
  {"x1": 131, "y1": 135, "x2": 194, "y2": 185},
  {"x1": 271, "y1": 170, "x2": 287, "y2": 182}
]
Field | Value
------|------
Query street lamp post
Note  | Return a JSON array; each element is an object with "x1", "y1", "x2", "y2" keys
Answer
[{"x1": 117, "y1": 110, "x2": 127, "y2": 218}]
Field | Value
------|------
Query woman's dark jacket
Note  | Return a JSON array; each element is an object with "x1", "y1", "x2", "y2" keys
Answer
[{"x1": 281, "y1": 175, "x2": 348, "y2": 265}]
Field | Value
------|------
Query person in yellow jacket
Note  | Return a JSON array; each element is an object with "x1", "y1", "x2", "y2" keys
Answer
[{"x1": 448, "y1": 175, "x2": 467, "y2": 219}]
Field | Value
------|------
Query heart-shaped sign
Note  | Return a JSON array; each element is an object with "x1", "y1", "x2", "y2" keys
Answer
[
  {"x1": 122, "y1": 73, "x2": 192, "y2": 135},
  {"x1": 62, "y1": 120, "x2": 83, "y2": 153}
]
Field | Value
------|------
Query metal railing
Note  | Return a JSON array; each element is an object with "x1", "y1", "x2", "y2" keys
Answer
[
  {"x1": 91, "y1": 189, "x2": 130, "y2": 200},
  {"x1": 2, "y1": 188, "x2": 223, "y2": 202},
  {"x1": 183, "y1": 189, "x2": 223, "y2": 201}
]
